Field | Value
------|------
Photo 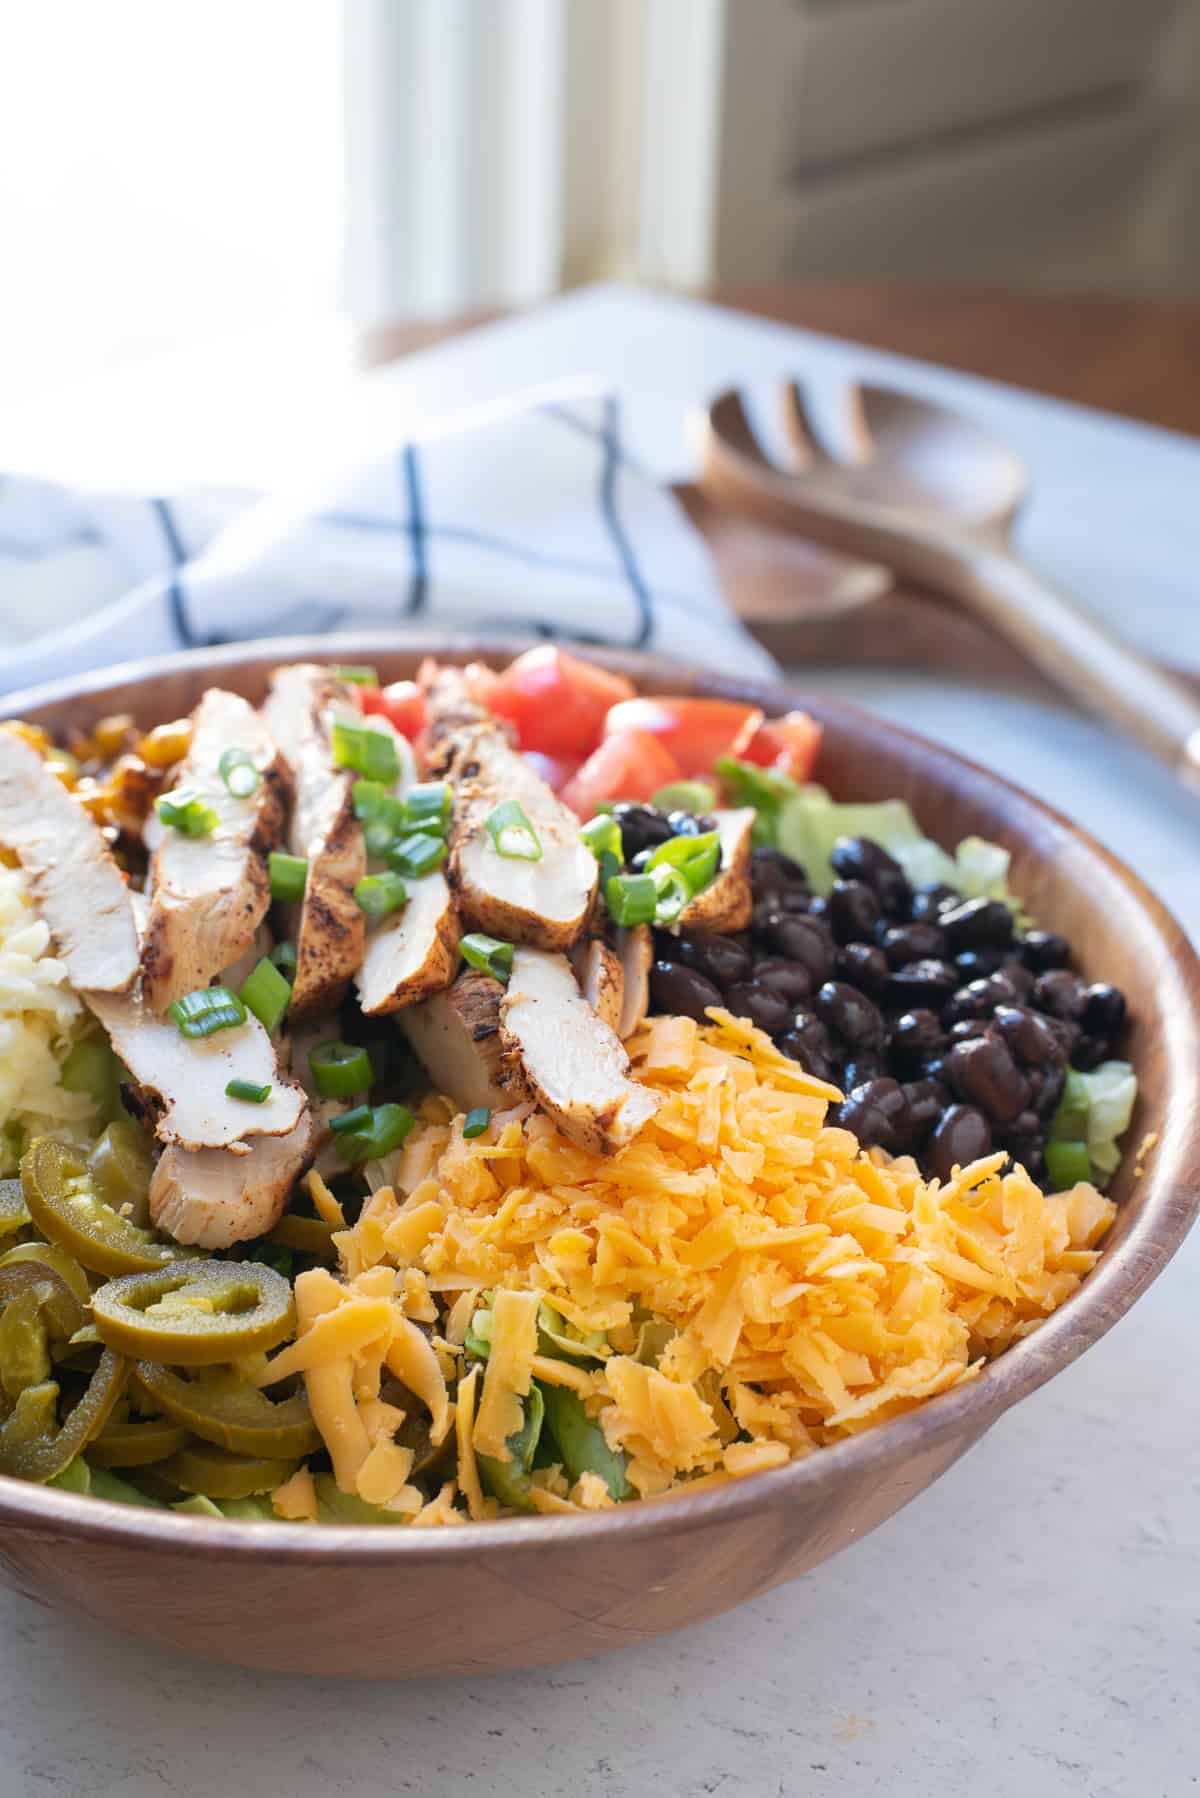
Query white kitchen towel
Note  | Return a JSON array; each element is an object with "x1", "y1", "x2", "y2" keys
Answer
[{"x1": 0, "y1": 384, "x2": 775, "y2": 695}]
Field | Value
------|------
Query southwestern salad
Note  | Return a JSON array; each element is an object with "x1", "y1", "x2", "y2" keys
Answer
[{"x1": 0, "y1": 651, "x2": 1136, "y2": 1522}]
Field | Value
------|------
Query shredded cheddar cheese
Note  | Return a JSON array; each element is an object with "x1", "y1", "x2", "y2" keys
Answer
[{"x1": 276, "y1": 1011, "x2": 1116, "y2": 1518}]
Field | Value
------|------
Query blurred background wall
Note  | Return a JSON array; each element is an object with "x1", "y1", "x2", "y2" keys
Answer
[{"x1": 1, "y1": 0, "x2": 1196, "y2": 407}]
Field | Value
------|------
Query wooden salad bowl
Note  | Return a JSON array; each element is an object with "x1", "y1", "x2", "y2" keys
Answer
[{"x1": 1, "y1": 635, "x2": 1197, "y2": 1680}]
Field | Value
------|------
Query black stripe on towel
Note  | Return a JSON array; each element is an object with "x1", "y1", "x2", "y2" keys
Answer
[
  {"x1": 401, "y1": 445, "x2": 428, "y2": 614},
  {"x1": 151, "y1": 497, "x2": 198, "y2": 647}
]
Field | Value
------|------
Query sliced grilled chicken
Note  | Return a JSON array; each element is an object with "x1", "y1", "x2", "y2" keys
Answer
[
  {"x1": 676, "y1": 808, "x2": 755, "y2": 933},
  {"x1": 401, "y1": 970, "x2": 530, "y2": 1113},
  {"x1": 0, "y1": 730, "x2": 139, "y2": 993},
  {"x1": 355, "y1": 872, "x2": 460, "y2": 1016},
  {"x1": 500, "y1": 948, "x2": 658, "y2": 1154},
  {"x1": 571, "y1": 938, "x2": 624, "y2": 1035},
  {"x1": 422, "y1": 662, "x2": 495, "y2": 744},
  {"x1": 86, "y1": 991, "x2": 306, "y2": 1151},
  {"x1": 140, "y1": 689, "x2": 288, "y2": 1013},
  {"x1": 614, "y1": 924, "x2": 652, "y2": 1040},
  {"x1": 149, "y1": 1113, "x2": 316, "y2": 1249},
  {"x1": 262, "y1": 664, "x2": 366, "y2": 1019}
]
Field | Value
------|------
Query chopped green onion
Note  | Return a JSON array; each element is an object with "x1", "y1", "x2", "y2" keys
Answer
[
  {"x1": 239, "y1": 957, "x2": 292, "y2": 1033},
  {"x1": 309, "y1": 1042, "x2": 374, "y2": 1100},
  {"x1": 61, "y1": 1033, "x2": 124, "y2": 1122},
  {"x1": 360, "y1": 821, "x2": 392, "y2": 859},
  {"x1": 1050, "y1": 1067, "x2": 1091, "y2": 1141},
  {"x1": 352, "y1": 780, "x2": 403, "y2": 827},
  {"x1": 646, "y1": 830, "x2": 721, "y2": 874},
  {"x1": 168, "y1": 986, "x2": 247, "y2": 1039},
  {"x1": 269, "y1": 940, "x2": 298, "y2": 979},
  {"x1": 1044, "y1": 1139, "x2": 1092, "y2": 1190},
  {"x1": 334, "y1": 664, "x2": 379, "y2": 686},
  {"x1": 155, "y1": 788, "x2": 219, "y2": 837},
  {"x1": 486, "y1": 799, "x2": 542, "y2": 861},
  {"x1": 329, "y1": 1104, "x2": 372, "y2": 1137},
  {"x1": 651, "y1": 779, "x2": 719, "y2": 814},
  {"x1": 331, "y1": 720, "x2": 400, "y2": 785},
  {"x1": 596, "y1": 849, "x2": 622, "y2": 891},
  {"x1": 463, "y1": 1107, "x2": 491, "y2": 1139},
  {"x1": 581, "y1": 814, "x2": 623, "y2": 863},
  {"x1": 605, "y1": 872, "x2": 657, "y2": 927},
  {"x1": 334, "y1": 1102, "x2": 415, "y2": 1165},
  {"x1": 217, "y1": 747, "x2": 259, "y2": 799},
  {"x1": 225, "y1": 1078, "x2": 271, "y2": 1104},
  {"x1": 268, "y1": 851, "x2": 309, "y2": 903},
  {"x1": 650, "y1": 863, "x2": 690, "y2": 924},
  {"x1": 405, "y1": 782, "x2": 452, "y2": 833},
  {"x1": 714, "y1": 755, "x2": 794, "y2": 813},
  {"x1": 460, "y1": 933, "x2": 515, "y2": 982},
  {"x1": 387, "y1": 832, "x2": 447, "y2": 878},
  {"x1": 353, "y1": 872, "x2": 408, "y2": 920}
]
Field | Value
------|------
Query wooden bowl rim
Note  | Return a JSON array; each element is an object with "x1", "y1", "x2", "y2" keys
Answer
[{"x1": 2, "y1": 631, "x2": 1196, "y2": 1562}]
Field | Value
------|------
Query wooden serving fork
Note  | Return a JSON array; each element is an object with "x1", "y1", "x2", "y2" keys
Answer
[{"x1": 698, "y1": 380, "x2": 1200, "y2": 793}]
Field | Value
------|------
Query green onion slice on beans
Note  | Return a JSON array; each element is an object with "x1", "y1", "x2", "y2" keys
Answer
[
  {"x1": 268, "y1": 851, "x2": 309, "y2": 902},
  {"x1": 239, "y1": 957, "x2": 291, "y2": 1034},
  {"x1": 605, "y1": 872, "x2": 657, "y2": 928},
  {"x1": 269, "y1": 940, "x2": 298, "y2": 979},
  {"x1": 332, "y1": 1103, "x2": 415, "y2": 1165},
  {"x1": 217, "y1": 747, "x2": 259, "y2": 798},
  {"x1": 1044, "y1": 1139, "x2": 1092, "y2": 1191},
  {"x1": 225, "y1": 1079, "x2": 271, "y2": 1104},
  {"x1": 308, "y1": 1042, "x2": 373, "y2": 1100},
  {"x1": 580, "y1": 813, "x2": 623, "y2": 863},
  {"x1": 331, "y1": 720, "x2": 401, "y2": 785},
  {"x1": 463, "y1": 1107, "x2": 491, "y2": 1139},
  {"x1": 405, "y1": 782, "x2": 452, "y2": 833},
  {"x1": 333, "y1": 664, "x2": 379, "y2": 686},
  {"x1": 155, "y1": 788, "x2": 219, "y2": 837},
  {"x1": 460, "y1": 934, "x2": 515, "y2": 982},
  {"x1": 486, "y1": 799, "x2": 542, "y2": 861},
  {"x1": 353, "y1": 872, "x2": 408, "y2": 920},
  {"x1": 649, "y1": 864, "x2": 690, "y2": 925},
  {"x1": 168, "y1": 986, "x2": 247, "y2": 1039},
  {"x1": 387, "y1": 832, "x2": 447, "y2": 878}
]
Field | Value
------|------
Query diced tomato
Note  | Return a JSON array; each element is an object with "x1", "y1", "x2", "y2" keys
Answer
[
  {"x1": 560, "y1": 730, "x2": 681, "y2": 818},
  {"x1": 602, "y1": 697, "x2": 764, "y2": 779},
  {"x1": 522, "y1": 749, "x2": 581, "y2": 796},
  {"x1": 361, "y1": 680, "x2": 427, "y2": 740},
  {"x1": 488, "y1": 647, "x2": 635, "y2": 758},
  {"x1": 740, "y1": 710, "x2": 823, "y2": 781}
]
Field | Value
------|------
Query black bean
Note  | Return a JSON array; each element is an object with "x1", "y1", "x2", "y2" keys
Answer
[
  {"x1": 649, "y1": 961, "x2": 723, "y2": 1023},
  {"x1": 829, "y1": 879, "x2": 881, "y2": 944},
  {"x1": 776, "y1": 890, "x2": 813, "y2": 915},
  {"x1": 611, "y1": 802, "x2": 673, "y2": 859},
  {"x1": 836, "y1": 1077, "x2": 913, "y2": 1153},
  {"x1": 667, "y1": 809, "x2": 717, "y2": 837},
  {"x1": 769, "y1": 915, "x2": 835, "y2": 985},
  {"x1": 750, "y1": 847, "x2": 807, "y2": 901},
  {"x1": 836, "y1": 942, "x2": 889, "y2": 1000},
  {"x1": 881, "y1": 921, "x2": 947, "y2": 968},
  {"x1": 944, "y1": 1034, "x2": 1032, "y2": 1123},
  {"x1": 992, "y1": 1005, "x2": 1066, "y2": 1067},
  {"x1": 909, "y1": 882, "x2": 959, "y2": 924},
  {"x1": 1081, "y1": 982, "x2": 1126, "y2": 1041},
  {"x1": 778, "y1": 1011, "x2": 837, "y2": 1082},
  {"x1": 928, "y1": 1105, "x2": 993, "y2": 1181},
  {"x1": 997, "y1": 1109, "x2": 1044, "y2": 1176},
  {"x1": 1021, "y1": 929, "x2": 1071, "y2": 972},
  {"x1": 752, "y1": 957, "x2": 813, "y2": 1005},
  {"x1": 675, "y1": 931, "x2": 753, "y2": 989},
  {"x1": 941, "y1": 978, "x2": 998, "y2": 1026},
  {"x1": 1029, "y1": 1063, "x2": 1066, "y2": 1121},
  {"x1": 751, "y1": 901, "x2": 786, "y2": 941},
  {"x1": 807, "y1": 895, "x2": 830, "y2": 920},
  {"x1": 1071, "y1": 1034, "x2": 1109, "y2": 1071},
  {"x1": 954, "y1": 948, "x2": 1006, "y2": 981},
  {"x1": 829, "y1": 836, "x2": 910, "y2": 915},
  {"x1": 940, "y1": 897, "x2": 1015, "y2": 953},
  {"x1": 1032, "y1": 969, "x2": 1087, "y2": 1022},
  {"x1": 841, "y1": 1053, "x2": 886, "y2": 1092},
  {"x1": 724, "y1": 981, "x2": 790, "y2": 1037},
  {"x1": 1045, "y1": 1015, "x2": 1081, "y2": 1062},
  {"x1": 630, "y1": 848, "x2": 654, "y2": 872},
  {"x1": 889, "y1": 1008, "x2": 945, "y2": 1069},
  {"x1": 815, "y1": 981, "x2": 885, "y2": 1050},
  {"x1": 995, "y1": 960, "x2": 1035, "y2": 1000},
  {"x1": 903, "y1": 1078, "x2": 950, "y2": 1140},
  {"x1": 985, "y1": 968, "x2": 1030, "y2": 1006},
  {"x1": 886, "y1": 958, "x2": 959, "y2": 1011},
  {"x1": 949, "y1": 1018, "x2": 992, "y2": 1043}
]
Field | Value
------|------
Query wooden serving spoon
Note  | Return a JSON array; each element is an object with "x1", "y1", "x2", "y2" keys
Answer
[{"x1": 698, "y1": 380, "x2": 1200, "y2": 793}]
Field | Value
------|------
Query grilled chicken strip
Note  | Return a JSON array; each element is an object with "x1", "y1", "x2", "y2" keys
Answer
[
  {"x1": 141, "y1": 690, "x2": 288, "y2": 1012},
  {"x1": 355, "y1": 871, "x2": 460, "y2": 1015},
  {"x1": 262, "y1": 664, "x2": 366, "y2": 1018},
  {"x1": 401, "y1": 970, "x2": 530, "y2": 1113},
  {"x1": 0, "y1": 731, "x2": 139, "y2": 993},
  {"x1": 500, "y1": 948, "x2": 658, "y2": 1154},
  {"x1": 149, "y1": 1113, "x2": 316, "y2": 1249},
  {"x1": 571, "y1": 938, "x2": 624, "y2": 1036},
  {"x1": 86, "y1": 992, "x2": 306, "y2": 1152},
  {"x1": 677, "y1": 808, "x2": 755, "y2": 933},
  {"x1": 613, "y1": 924, "x2": 652, "y2": 1040}
]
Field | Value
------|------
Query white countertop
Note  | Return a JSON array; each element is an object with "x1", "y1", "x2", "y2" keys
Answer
[{"x1": 2, "y1": 289, "x2": 1198, "y2": 1797}]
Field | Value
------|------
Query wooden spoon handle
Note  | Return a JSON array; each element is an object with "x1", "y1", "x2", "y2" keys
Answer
[{"x1": 956, "y1": 542, "x2": 1200, "y2": 790}]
